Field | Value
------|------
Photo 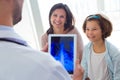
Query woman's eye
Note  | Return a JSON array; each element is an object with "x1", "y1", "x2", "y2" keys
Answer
[
  {"x1": 52, "y1": 14, "x2": 57, "y2": 17},
  {"x1": 86, "y1": 29, "x2": 89, "y2": 31},
  {"x1": 60, "y1": 16, "x2": 65, "y2": 18}
]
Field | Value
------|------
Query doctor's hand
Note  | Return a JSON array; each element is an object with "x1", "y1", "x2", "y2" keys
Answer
[
  {"x1": 73, "y1": 59, "x2": 84, "y2": 80},
  {"x1": 41, "y1": 43, "x2": 48, "y2": 52}
]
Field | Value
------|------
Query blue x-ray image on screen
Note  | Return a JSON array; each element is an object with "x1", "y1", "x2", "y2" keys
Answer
[{"x1": 50, "y1": 36, "x2": 74, "y2": 74}]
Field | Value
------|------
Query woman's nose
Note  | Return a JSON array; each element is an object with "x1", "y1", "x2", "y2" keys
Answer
[{"x1": 55, "y1": 16, "x2": 60, "y2": 21}]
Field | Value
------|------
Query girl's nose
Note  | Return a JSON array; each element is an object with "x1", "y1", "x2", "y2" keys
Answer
[{"x1": 87, "y1": 30, "x2": 93, "y2": 34}]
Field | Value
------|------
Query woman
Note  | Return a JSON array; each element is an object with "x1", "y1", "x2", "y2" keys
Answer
[{"x1": 41, "y1": 3, "x2": 83, "y2": 61}]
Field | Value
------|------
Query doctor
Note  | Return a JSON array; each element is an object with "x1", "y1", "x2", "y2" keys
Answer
[{"x1": 0, "y1": 0, "x2": 84, "y2": 80}]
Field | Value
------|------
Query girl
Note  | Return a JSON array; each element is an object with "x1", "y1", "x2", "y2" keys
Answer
[{"x1": 81, "y1": 14, "x2": 120, "y2": 80}]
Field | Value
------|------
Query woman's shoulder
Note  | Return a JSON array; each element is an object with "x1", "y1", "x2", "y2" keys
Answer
[
  {"x1": 41, "y1": 33, "x2": 48, "y2": 39},
  {"x1": 41, "y1": 33, "x2": 47, "y2": 37}
]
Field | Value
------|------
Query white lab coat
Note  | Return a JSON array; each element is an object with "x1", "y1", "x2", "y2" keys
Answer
[{"x1": 0, "y1": 26, "x2": 72, "y2": 80}]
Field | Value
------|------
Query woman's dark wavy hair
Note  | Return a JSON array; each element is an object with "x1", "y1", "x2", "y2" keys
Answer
[
  {"x1": 47, "y1": 3, "x2": 75, "y2": 35},
  {"x1": 82, "y1": 14, "x2": 112, "y2": 40}
]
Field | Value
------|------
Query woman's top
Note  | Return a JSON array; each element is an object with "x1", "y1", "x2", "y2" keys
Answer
[{"x1": 41, "y1": 27, "x2": 84, "y2": 61}]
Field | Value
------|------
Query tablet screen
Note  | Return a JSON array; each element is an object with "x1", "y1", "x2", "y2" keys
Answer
[{"x1": 48, "y1": 34, "x2": 76, "y2": 74}]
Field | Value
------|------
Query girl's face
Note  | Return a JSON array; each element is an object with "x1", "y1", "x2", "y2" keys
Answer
[
  {"x1": 50, "y1": 9, "x2": 66, "y2": 32},
  {"x1": 85, "y1": 21, "x2": 103, "y2": 42}
]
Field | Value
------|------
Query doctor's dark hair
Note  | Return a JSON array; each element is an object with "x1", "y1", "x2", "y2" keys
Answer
[
  {"x1": 82, "y1": 14, "x2": 112, "y2": 40},
  {"x1": 47, "y1": 3, "x2": 75, "y2": 35}
]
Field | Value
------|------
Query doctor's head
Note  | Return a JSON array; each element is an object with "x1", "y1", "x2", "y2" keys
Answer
[{"x1": 0, "y1": 0, "x2": 24, "y2": 26}]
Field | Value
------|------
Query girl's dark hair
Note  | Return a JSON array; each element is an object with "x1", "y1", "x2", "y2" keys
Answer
[
  {"x1": 47, "y1": 3, "x2": 75, "y2": 35},
  {"x1": 82, "y1": 14, "x2": 112, "y2": 40}
]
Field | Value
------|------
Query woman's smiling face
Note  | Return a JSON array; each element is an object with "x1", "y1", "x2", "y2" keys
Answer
[{"x1": 50, "y1": 8, "x2": 66, "y2": 32}]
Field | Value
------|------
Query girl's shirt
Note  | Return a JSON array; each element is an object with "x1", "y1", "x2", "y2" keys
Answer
[
  {"x1": 81, "y1": 40, "x2": 120, "y2": 80},
  {"x1": 88, "y1": 46, "x2": 110, "y2": 80}
]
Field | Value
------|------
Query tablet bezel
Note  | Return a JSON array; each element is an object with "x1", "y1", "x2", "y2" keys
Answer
[{"x1": 48, "y1": 34, "x2": 77, "y2": 74}]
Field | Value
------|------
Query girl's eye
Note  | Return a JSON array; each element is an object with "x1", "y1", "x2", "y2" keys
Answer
[
  {"x1": 85, "y1": 28, "x2": 97, "y2": 31},
  {"x1": 93, "y1": 29, "x2": 97, "y2": 30}
]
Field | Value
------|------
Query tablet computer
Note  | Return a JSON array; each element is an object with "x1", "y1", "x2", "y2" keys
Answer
[{"x1": 48, "y1": 34, "x2": 76, "y2": 74}]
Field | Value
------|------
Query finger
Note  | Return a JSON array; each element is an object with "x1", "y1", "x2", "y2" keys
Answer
[{"x1": 75, "y1": 59, "x2": 80, "y2": 68}]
